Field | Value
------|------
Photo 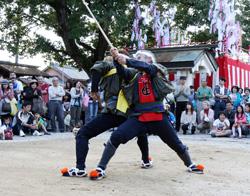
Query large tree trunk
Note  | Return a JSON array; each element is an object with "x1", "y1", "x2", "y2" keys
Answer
[
  {"x1": 46, "y1": 0, "x2": 111, "y2": 69},
  {"x1": 46, "y1": 0, "x2": 90, "y2": 68}
]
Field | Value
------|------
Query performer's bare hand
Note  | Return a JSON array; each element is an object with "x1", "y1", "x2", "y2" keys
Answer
[
  {"x1": 116, "y1": 54, "x2": 129, "y2": 65},
  {"x1": 110, "y1": 48, "x2": 119, "y2": 58},
  {"x1": 90, "y1": 92, "x2": 99, "y2": 101}
]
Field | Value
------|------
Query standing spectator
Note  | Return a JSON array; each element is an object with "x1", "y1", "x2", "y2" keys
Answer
[
  {"x1": 229, "y1": 86, "x2": 241, "y2": 109},
  {"x1": 37, "y1": 76, "x2": 50, "y2": 105},
  {"x1": 196, "y1": 80, "x2": 213, "y2": 122},
  {"x1": 224, "y1": 101, "x2": 235, "y2": 128},
  {"x1": 87, "y1": 82, "x2": 99, "y2": 123},
  {"x1": 22, "y1": 80, "x2": 44, "y2": 115},
  {"x1": 13, "y1": 102, "x2": 42, "y2": 137},
  {"x1": 70, "y1": 81, "x2": 83, "y2": 129},
  {"x1": 81, "y1": 85, "x2": 89, "y2": 125},
  {"x1": 238, "y1": 88, "x2": 243, "y2": 96},
  {"x1": 48, "y1": 77, "x2": 65, "y2": 132},
  {"x1": 197, "y1": 101, "x2": 214, "y2": 133},
  {"x1": 9, "y1": 73, "x2": 23, "y2": 109},
  {"x1": 174, "y1": 76, "x2": 190, "y2": 131},
  {"x1": 0, "y1": 79, "x2": 15, "y2": 115},
  {"x1": 210, "y1": 112, "x2": 231, "y2": 137},
  {"x1": 0, "y1": 79, "x2": 14, "y2": 100},
  {"x1": 64, "y1": 80, "x2": 72, "y2": 100},
  {"x1": 232, "y1": 105, "x2": 246, "y2": 138},
  {"x1": 188, "y1": 86, "x2": 197, "y2": 111},
  {"x1": 180, "y1": 102, "x2": 197, "y2": 134},
  {"x1": 243, "y1": 88, "x2": 250, "y2": 104},
  {"x1": 213, "y1": 78, "x2": 229, "y2": 119}
]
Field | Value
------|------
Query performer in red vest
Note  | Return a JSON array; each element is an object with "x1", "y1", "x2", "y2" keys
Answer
[{"x1": 89, "y1": 49, "x2": 205, "y2": 180}]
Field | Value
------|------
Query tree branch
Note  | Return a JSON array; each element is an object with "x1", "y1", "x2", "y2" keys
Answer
[{"x1": 76, "y1": 40, "x2": 95, "y2": 52}]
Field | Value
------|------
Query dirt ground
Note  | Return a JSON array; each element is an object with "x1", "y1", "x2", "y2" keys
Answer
[{"x1": 0, "y1": 133, "x2": 250, "y2": 196}]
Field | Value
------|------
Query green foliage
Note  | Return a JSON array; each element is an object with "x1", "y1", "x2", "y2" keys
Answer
[
  {"x1": 0, "y1": 0, "x2": 248, "y2": 70},
  {"x1": 238, "y1": 0, "x2": 250, "y2": 48}
]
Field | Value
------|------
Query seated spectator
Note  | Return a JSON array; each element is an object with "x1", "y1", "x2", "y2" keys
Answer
[
  {"x1": 0, "y1": 115, "x2": 13, "y2": 140},
  {"x1": 34, "y1": 113, "x2": 50, "y2": 135},
  {"x1": 229, "y1": 86, "x2": 241, "y2": 109},
  {"x1": 224, "y1": 101, "x2": 235, "y2": 128},
  {"x1": 243, "y1": 88, "x2": 250, "y2": 104},
  {"x1": 232, "y1": 105, "x2": 246, "y2": 139},
  {"x1": 242, "y1": 103, "x2": 250, "y2": 136},
  {"x1": 180, "y1": 102, "x2": 197, "y2": 134},
  {"x1": 210, "y1": 112, "x2": 231, "y2": 137},
  {"x1": 197, "y1": 101, "x2": 214, "y2": 133},
  {"x1": 13, "y1": 102, "x2": 42, "y2": 137}
]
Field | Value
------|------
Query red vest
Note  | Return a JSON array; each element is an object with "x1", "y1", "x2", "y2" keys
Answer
[{"x1": 138, "y1": 74, "x2": 162, "y2": 122}]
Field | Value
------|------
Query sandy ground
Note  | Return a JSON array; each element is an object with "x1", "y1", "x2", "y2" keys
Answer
[{"x1": 0, "y1": 133, "x2": 250, "y2": 196}]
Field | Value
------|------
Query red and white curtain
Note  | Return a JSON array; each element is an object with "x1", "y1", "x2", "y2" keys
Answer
[{"x1": 216, "y1": 55, "x2": 250, "y2": 89}]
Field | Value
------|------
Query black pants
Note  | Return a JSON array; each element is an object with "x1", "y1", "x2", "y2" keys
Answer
[
  {"x1": 182, "y1": 124, "x2": 196, "y2": 134},
  {"x1": 214, "y1": 100, "x2": 226, "y2": 119},
  {"x1": 97, "y1": 113, "x2": 190, "y2": 170},
  {"x1": 175, "y1": 101, "x2": 187, "y2": 131},
  {"x1": 13, "y1": 122, "x2": 35, "y2": 135},
  {"x1": 75, "y1": 113, "x2": 149, "y2": 170}
]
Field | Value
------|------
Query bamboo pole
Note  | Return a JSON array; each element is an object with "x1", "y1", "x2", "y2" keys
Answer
[{"x1": 82, "y1": 0, "x2": 114, "y2": 48}]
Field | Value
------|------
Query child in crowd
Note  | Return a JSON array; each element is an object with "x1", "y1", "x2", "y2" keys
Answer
[
  {"x1": 210, "y1": 112, "x2": 231, "y2": 137},
  {"x1": 180, "y1": 102, "x2": 197, "y2": 134},
  {"x1": 229, "y1": 86, "x2": 241, "y2": 109},
  {"x1": 63, "y1": 94, "x2": 71, "y2": 113},
  {"x1": 13, "y1": 102, "x2": 42, "y2": 137},
  {"x1": 165, "y1": 103, "x2": 176, "y2": 127},
  {"x1": 0, "y1": 115, "x2": 13, "y2": 140},
  {"x1": 34, "y1": 113, "x2": 50, "y2": 135},
  {"x1": 232, "y1": 105, "x2": 246, "y2": 138},
  {"x1": 242, "y1": 103, "x2": 250, "y2": 136},
  {"x1": 243, "y1": 88, "x2": 250, "y2": 105}
]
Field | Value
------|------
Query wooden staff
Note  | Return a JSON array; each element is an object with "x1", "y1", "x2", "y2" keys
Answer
[{"x1": 82, "y1": 0, "x2": 114, "y2": 48}]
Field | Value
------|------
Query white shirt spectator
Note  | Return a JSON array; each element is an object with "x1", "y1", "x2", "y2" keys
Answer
[
  {"x1": 219, "y1": 86, "x2": 225, "y2": 95},
  {"x1": 200, "y1": 108, "x2": 214, "y2": 123},
  {"x1": 48, "y1": 86, "x2": 65, "y2": 101},
  {"x1": 213, "y1": 118, "x2": 230, "y2": 129},
  {"x1": 181, "y1": 111, "x2": 197, "y2": 126},
  {"x1": 13, "y1": 80, "x2": 23, "y2": 92}
]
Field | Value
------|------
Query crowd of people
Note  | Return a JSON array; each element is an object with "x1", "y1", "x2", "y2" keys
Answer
[
  {"x1": 1, "y1": 70, "x2": 250, "y2": 141},
  {"x1": 0, "y1": 73, "x2": 98, "y2": 140},
  {"x1": 170, "y1": 77, "x2": 250, "y2": 139}
]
